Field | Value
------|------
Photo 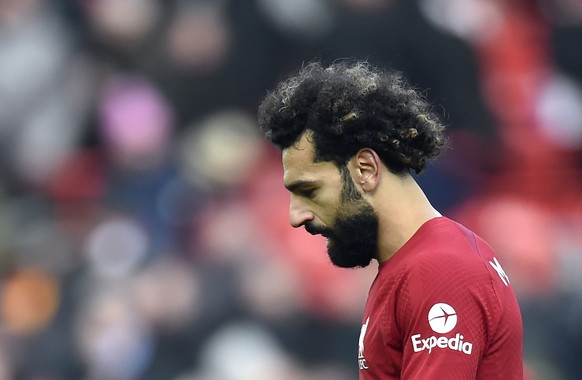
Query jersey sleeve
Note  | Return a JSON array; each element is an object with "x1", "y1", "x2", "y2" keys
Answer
[{"x1": 390, "y1": 249, "x2": 503, "y2": 380}]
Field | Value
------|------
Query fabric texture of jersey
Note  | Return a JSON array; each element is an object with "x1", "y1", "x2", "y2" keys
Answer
[{"x1": 358, "y1": 217, "x2": 523, "y2": 380}]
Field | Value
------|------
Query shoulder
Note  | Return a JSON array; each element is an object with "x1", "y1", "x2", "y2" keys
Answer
[
  {"x1": 394, "y1": 246, "x2": 495, "y2": 313},
  {"x1": 394, "y1": 219, "x2": 494, "y2": 289},
  {"x1": 388, "y1": 221, "x2": 508, "y2": 324}
]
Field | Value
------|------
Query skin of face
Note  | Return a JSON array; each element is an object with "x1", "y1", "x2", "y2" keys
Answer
[
  {"x1": 283, "y1": 133, "x2": 344, "y2": 233},
  {"x1": 282, "y1": 132, "x2": 379, "y2": 268}
]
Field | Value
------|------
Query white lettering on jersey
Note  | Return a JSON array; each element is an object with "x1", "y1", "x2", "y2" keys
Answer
[
  {"x1": 411, "y1": 303, "x2": 473, "y2": 355},
  {"x1": 412, "y1": 333, "x2": 473, "y2": 355},
  {"x1": 358, "y1": 317, "x2": 369, "y2": 370},
  {"x1": 489, "y1": 257, "x2": 510, "y2": 286}
]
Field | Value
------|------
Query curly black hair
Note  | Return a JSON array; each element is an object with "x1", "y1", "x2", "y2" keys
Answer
[{"x1": 258, "y1": 61, "x2": 447, "y2": 174}]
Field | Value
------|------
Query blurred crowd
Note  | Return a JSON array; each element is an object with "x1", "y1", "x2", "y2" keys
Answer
[{"x1": 0, "y1": 0, "x2": 581, "y2": 379}]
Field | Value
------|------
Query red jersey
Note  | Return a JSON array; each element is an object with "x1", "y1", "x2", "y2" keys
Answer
[{"x1": 358, "y1": 217, "x2": 523, "y2": 379}]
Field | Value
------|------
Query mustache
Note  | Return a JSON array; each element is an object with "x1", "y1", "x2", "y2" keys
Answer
[{"x1": 304, "y1": 222, "x2": 334, "y2": 238}]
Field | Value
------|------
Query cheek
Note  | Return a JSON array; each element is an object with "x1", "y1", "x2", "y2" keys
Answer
[{"x1": 318, "y1": 202, "x2": 343, "y2": 229}]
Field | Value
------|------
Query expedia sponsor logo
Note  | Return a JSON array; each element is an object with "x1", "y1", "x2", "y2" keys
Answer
[
  {"x1": 411, "y1": 303, "x2": 473, "y2": 355},
  {"x1": 411, "y1": 333, "x2": 473, "y2": 355},
  {"x1": 428, "y1": 303, "x2": 457, "y2": 333}
]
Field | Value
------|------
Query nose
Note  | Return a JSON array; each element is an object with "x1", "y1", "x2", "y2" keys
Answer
[{"x1": 289, "y1": 195, "x2": 314, "y2": 228}]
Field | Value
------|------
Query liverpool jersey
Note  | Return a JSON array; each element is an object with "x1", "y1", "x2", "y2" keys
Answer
[{"x1": 358, "y1": 217, "x2": 523, "y2": 379}]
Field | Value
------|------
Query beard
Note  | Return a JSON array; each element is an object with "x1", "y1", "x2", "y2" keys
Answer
[{"x1": 305, "y1": 166, "x2": 379, "y2": 268}]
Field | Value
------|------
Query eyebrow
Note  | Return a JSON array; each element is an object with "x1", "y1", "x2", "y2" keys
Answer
[{"x1": 284, "y1": 180, "x2": 319, "y2": 193}]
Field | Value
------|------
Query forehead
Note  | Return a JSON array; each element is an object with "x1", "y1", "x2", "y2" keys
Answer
[{"x1": 282, "y1": 132, "x2": 338, "y2": 185}]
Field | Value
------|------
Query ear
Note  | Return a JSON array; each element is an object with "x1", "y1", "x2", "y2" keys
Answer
[{"x1": 352, "y1": 148, "x2": 381, "y2": 192}]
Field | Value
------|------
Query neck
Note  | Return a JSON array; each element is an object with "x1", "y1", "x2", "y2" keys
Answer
[{"x1": 373, "y1": 173, "x2": 441, "y2": 264}]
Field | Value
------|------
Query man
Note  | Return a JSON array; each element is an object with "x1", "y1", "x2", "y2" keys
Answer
[{"x1": 258, "y1": 61, "x2": 523, "y2": 379}]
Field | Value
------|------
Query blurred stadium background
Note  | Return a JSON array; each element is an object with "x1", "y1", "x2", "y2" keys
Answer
[{"x1": 0, "y1": 0, "x2": 581, "y2": 379}]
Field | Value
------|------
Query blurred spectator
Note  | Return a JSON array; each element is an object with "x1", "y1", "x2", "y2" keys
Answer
[
  {"x1": 1, "y1": 268, "x2": 59, "y2": 335},
  {"x1": 139, "y1": 0, "x2": 279, "y2": 128},
  {"x1": 0, "y1": 0, "x2": 92, "y2": 188},
  {"x1": 98, "y1": 74, "x2": 174, "y2": 171},
  {"x1": 75, "y1": 285, "x2": 154, "y2": 380},
  {"x1": 165, "y1": 1, "x2": 231, "y2": 74},
  {"x1": 81, "y1": 0, "x2": 160, "y2": 50}
]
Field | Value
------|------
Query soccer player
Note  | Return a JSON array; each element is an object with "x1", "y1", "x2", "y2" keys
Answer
[{"x1": 257, "y1": 61, "x2": 523, "y2": 379}]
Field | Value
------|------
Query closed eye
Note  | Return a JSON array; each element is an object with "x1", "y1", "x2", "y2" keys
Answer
[
  {"x1": 298, "y1": 188, "x2": 317, "y2": 199},
  {"x1": 285, "y1": 180, "x2": 320, "y2": 200}
]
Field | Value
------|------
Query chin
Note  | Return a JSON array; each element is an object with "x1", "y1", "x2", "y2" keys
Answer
[{"x1": 327, "y1": 246, "x2": 373, "y2": 269}]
